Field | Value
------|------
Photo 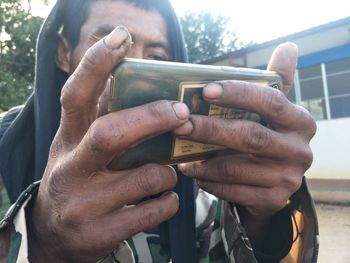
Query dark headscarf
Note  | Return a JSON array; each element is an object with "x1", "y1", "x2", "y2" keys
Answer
[{"x1": 0, "y1": 0, "x2": 197, "y2": 262}]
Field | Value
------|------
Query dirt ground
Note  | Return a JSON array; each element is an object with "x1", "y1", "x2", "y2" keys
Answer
[{"x1": 315, "y1": 203, "x2": 350, "y2": 263}]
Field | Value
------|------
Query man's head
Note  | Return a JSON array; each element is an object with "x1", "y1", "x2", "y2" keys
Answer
[{"x1": 56, "y1": 0, "x2": 180, "y2": 75}]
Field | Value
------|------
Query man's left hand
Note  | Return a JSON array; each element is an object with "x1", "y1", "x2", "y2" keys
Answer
[{"x1": 175, "y1": 43, "x2": 316, "y2": 222}]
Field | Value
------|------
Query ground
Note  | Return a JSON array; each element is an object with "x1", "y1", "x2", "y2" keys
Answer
[{"x1": 315, "y1": 203, "x2": 350, "y2": 263}]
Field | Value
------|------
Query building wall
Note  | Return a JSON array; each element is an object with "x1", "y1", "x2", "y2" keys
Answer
[{"x1": 307, "y1": 118, "x2": 350, "y2": 180}]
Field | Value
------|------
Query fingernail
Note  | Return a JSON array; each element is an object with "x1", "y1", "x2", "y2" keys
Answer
[
  {"x1": 104, "y1": 25, "x2": 132, "y2": 49},
  {"x1": 173, "y1": 121, "x2": 193, "y2": 136},
  {"x1": 116, "y1": 25, "x2": 133, "y2": 43},
  {"x1": 161, "y1": 191, "x2": 179, "y2": 201},
  {"x1": 203, "y1": 83, "x2": 223, "y2": 100},
  {"x1": 172, "y1": 102, "x2": 189, "y2": 120}
]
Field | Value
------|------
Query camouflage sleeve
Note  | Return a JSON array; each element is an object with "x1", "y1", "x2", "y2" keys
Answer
[
  {"x1": 0, "y1": 177, "x2": 11, "y2": 223},
  {"x1": 0, "y1": 182, "x2": 40, "y2": 263},
  {"x1": 0, "y1": 182, "x2": 135, "y2": 263},
  {"x1": 216, "y1": 178, "x2": 319, "y2": 263}
]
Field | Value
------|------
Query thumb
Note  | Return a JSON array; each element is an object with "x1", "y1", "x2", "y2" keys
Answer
[{"x1": 267, "y1": 42, "x2": 298, "y2": 95}]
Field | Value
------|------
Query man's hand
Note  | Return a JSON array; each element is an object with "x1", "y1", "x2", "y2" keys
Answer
[
  {"x1": 28, "y1": 27, "x2": 190, "y2": 263},
  {"x1": 175, "y1": 43, "x2": 316, "y2": 244}
]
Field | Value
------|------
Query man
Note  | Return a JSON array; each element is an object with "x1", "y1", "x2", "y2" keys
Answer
[
  {"x1": 189, "y1": 92, "x2": 208, "y2": 115},
  {"x1": 0, "y1": 0, "x2": 319, "y2": 262}
]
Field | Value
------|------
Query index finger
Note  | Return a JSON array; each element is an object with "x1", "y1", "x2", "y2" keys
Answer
[{"x1": 59, "y1": 26, "x2": 132, "y2": 146}]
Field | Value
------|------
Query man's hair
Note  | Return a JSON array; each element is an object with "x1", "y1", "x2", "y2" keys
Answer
[{"x1": 61, "y1": 0, "x2": 174, "y2": 49}]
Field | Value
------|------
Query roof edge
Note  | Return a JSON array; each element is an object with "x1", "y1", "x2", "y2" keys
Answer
[{"x1": 201, "y1": 15, "x2": 350, "y2": 64}]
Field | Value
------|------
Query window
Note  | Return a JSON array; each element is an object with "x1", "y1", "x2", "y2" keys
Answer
[
  {"x1": 287, "y1": 85, "x2": 296, "y2": 103},
  {"x1": 326, "y1": 58, "x2": 350, "y2": 119},
  {"x1": 299, "y1": 66, "x2": 326, "y2": 120}
]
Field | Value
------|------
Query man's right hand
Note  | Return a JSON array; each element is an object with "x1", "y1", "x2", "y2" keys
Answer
[{"x1": 27, "y1": 27, "x2": 190, "y2": 263}]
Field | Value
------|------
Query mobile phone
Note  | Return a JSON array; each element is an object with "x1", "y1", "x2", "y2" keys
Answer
[{"x1": 108, "y1": 58, "x2": 282, "y2": 170}]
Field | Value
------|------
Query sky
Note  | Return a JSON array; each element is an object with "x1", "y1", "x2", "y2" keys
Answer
[{"x1": 30, "y1": 0, "x2": 350, "y2": 44}]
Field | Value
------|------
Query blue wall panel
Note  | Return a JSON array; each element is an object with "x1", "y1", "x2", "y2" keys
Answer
[
  {"x1": 256, "y1": 44, "x2": 350, "y2": 70},
  {"x1": 298, "y1": 44, "x2": 350, "y2": 69}
]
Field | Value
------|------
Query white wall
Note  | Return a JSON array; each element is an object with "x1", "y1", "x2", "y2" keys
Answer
[{"x1": 307, "y1": 117, "x2": 350, "y2": 179}]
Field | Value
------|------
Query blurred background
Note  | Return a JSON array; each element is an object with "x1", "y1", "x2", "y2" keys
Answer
[{"x1": 1, "y1": 0, "x2": 349, "y2": 262}]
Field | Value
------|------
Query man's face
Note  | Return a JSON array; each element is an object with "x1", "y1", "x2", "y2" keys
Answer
[
  {"x1": 56, "y1": 0, "x2": 172, "y2": 114},
  {"x1": 67, "y1": 0, "x2": 171, "y2": 72}
]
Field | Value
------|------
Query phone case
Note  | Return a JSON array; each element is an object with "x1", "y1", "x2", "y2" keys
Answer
[{"x1": 108, "y1": 58, "x2": 282, "y2": 170}]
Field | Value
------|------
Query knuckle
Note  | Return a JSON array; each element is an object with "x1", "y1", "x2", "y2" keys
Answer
[
  {"x1": 48, "y1": 139, "x2": 64, "y2": 160},
  {"x1": 189, "y1": 115, "x2": 219, "y2": 142},
  {"x1": 287, "y1": 176, "x2": 303, "y2": 193},
  {"x1": 217, "y1": 161, "x2": 237, "y2": 178},
  {"x1": 136, "y1": 165, "x2": 163, "y2": 194},
  {"x1": 297, "y1": 145, "x2": 314, "y2": 170},
  {"x1": 60, "y1": 78, "x2": 93, "y2": 115},
  {"x1": 114, "y1": 219, "x2": 136, "y2": 241},
  {"x1": 265, "y1": 89, "x2": 288, "y2": 118},
  {"x1": 207, "y1": 119, "x2": 222, "y2": 138},
  {"x1": 163, "y1": 166, "x2": 178, "y2": 186},
  {"x1": 308, "y1": 120, "x2": 317, "y2": 139},
  {"x1": 269, "y1": 192, "x2": 288, "y2": 211},
  {"x1": 235, "y1": 80, "x2": 251, "y2": 101},
  {"x1": 216, "y1": 183, "x2": 228, "y2": 198},
  {"x1": 139, "y1": 205, "x2": 162, "y2": 229},
  {"x1": 196, "y1": 118, "x2": 222, "y2": 142},
  {"x1": 304, "y1": 146, "x2": 314, "y2": 169},
  {"x1": 242, "y1": 125, "x2": 271, "y2": 152},
  {"x1": 87, "y1": 120, "x2": 116, "y2": 155},
  {"x1": 298, "y1": 106, "x2": 317, "y2": 139},
  {"x1": 47, "y1": 165, "x2": 71, "y2": 201},
  {"x1": 187, "y1": 162, "x2": 202, "y2": 178},
  {"x1": 87, "y1": 123, "x2": 106, "y2": 154},
  {"x1": 60, "y1": 79, "x2": 79, "y2": 112}
]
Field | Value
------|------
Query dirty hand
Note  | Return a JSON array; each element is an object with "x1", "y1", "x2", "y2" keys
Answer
[
  {"x1": 27, "y1": 27, "x2": 189, "y2": 263},
  {"x1": 176, "y1": 42, "x2": 316, "y2": 241}
]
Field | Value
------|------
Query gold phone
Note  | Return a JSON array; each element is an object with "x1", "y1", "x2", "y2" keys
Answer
[{"x1": 108, "y1": 59, "x2": 282, "y2": 170}]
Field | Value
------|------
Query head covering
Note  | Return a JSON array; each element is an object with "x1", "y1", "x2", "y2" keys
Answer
[{"x1": 0, "y1": 0, "x2": 197, "y2": 262}]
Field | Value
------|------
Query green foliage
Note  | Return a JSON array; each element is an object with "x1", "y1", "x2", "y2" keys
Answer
[
  {"x1": 180, "y1": 12, "x2": 245, "y2": 63},
  {"x1": 0, "y1": 0, "x2": 43, "y2": 112}
]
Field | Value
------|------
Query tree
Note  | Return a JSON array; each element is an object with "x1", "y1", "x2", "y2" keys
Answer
[
  {"x1": 0, "y1": 0, "x2": 44, "y2": 112},
  {"x1": 180, "y1": 12, "x2": 247, "y2": 63}
]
